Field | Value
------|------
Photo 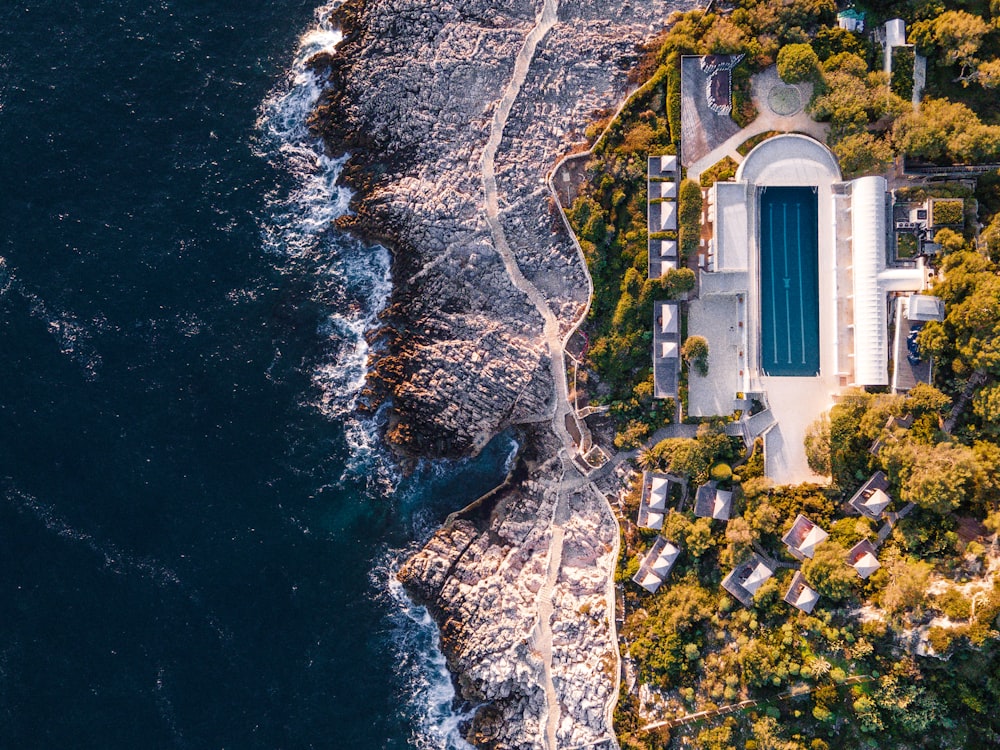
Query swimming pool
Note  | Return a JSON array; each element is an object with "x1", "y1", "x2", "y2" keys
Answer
[{"x1": 759, "y1": 186, "x2": 820, "y2": 376}]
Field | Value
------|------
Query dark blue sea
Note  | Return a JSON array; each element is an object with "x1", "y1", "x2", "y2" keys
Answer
[{"x1": 0, "y1": 2, "x2": 509, "y2": 747}]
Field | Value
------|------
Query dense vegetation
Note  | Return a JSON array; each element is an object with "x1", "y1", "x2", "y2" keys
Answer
[{"x1": 565, "y1": 0, "x2": 1000, "y2": 747}]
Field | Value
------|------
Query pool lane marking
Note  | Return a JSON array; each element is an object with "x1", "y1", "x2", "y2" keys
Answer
[
  {"x1": 796, "y1": 201, "x2": 806, "y2": 365},
  {"x1": 769, "y1": 200, "x2": 778, "y2": 365},
  {"x1": 783, "y1": 202, "x2": 791, "y2": 364}
]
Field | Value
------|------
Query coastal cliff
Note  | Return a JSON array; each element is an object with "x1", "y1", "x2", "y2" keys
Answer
[{"x1": 309, "y1": 0, "x2": 693, "y2": 745}]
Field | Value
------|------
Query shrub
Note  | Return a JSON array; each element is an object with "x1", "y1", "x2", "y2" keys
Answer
[
  {"x1": 678, "y1": 179, "x2": 703, "y2": 260},
  {"x1": 891, "y1": 46, "x2": 914, "y2": 100},
  {"x1": 666, "y1": 52, "x2": 682, "y2": 147},
  {"x1": 935, "y1": 588, "x2": 971, "y2": 620},
  {"x1": 700, "y1": 155, "x2": 739, "y2": 187},
  {"x1": 931, "y1": 198, "x2": 964, "y2": 226},
  {"x1": 682, "y1": 335, "x2": 709, "y2": 376},
  {"x1": 710, "y1": 462, "x2": 733, "y2": 482}
]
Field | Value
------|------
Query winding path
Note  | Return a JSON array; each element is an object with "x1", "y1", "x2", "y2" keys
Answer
[{"x1": 479, "y1": 0, "x2": 623, "y2": 746}]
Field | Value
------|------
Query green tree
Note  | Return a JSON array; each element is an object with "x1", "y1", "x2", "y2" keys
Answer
[
  {"x1": 894, "y1": 98, "x2": 1000, "y2": 163},
  {"x1": 978, "y1": 58, "x2": 1000, "y2": 88},
  {"x1": 911, "y1": 11, "x2": 990, "y2": 81},
  {"x1": 682, "y1": 335, "x2": 709, "y2": 376},
  {"x1": 880, "y1": 556, "x2": 932, "y2": 621},
  {"x1": 802, "y1": 541, "x2": 856, "y2": 601},
  {"x1": 804, "y1": 413, "x2": 831, "y2": 476},
  {"x1": 833, "y1": 131, "x2": 894, "y2": 178},
  {"x1": 973, "y1": 383, "x2": 1000, "y2": 425},
  {"x1": 897, "y1": 441, "x2": 980, "y2": 514},
  {"x1": 933, "y1": 227, "x2": 966, "y2": 253},
  {"x1": 777, "y1": 42, "x2": 821, "y2": 82},
  {"x1": 981, "y1": 211, "x2": 1000, "y2": 261}
]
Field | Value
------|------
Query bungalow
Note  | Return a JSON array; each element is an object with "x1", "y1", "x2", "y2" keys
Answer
[
  {"x1": 783, "y1": 571, "x2": 821, "y2": 614},
  {"x1": 837, "y1": 7, "x2": 865, "y2": 32},
  {"x1": 849, "y1": 471, "x2": 892, "y2": 520},
  {"x1": 637, "y1": 471, "x2": 685, "y2": 530},
  {"x1": 694, "y1": 481, "x2": 733, "y2": 521},
  {"x1": 648, "y1": 154, "x2": 677, "y2": 178},
  {"x1": 721, "y1": 554, "x2": 773, "y2": 607},
  {"x1": 847, "y1": 539, "x2": 881, "y2": 579},
  {"x1": 632, "y1": 536, "x2": 681, "y2": 593},
  {"x1": 781, "y1": 514, "x2": 829, "y2": 560},
  {"x1": 653, "y1": 302, "x2": 681, "y2": 400}
]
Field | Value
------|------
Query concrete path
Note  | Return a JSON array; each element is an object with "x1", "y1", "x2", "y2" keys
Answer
[
  {"x1": 480, "y1": 0, "x2": 626, "y2": 745},
  {"x1": 639, "y1": 674, "x2": 873, "y2": 732},
  {"x1": 687, "y1": 68, "x2": 829, "y2": 183}
]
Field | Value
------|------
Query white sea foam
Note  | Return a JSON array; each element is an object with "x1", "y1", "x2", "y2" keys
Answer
[
  {"x1": 376, "y1": 554, "x2": 478, "y2": 750},
  {"x1": 256, "y1": 1, "x2": 394, "y2": 485}
]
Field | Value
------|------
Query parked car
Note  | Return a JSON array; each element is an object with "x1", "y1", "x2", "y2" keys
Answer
[{"x1": 906, "y1": 330, "x2": 921, "y2": 364}]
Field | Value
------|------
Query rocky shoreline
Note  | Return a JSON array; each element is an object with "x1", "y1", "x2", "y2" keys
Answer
[{"x1": 307, "y1": 0, "x2": 693, "y2": 745}]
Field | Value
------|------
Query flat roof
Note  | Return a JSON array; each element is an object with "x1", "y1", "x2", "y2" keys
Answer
[
  {"x1": 712, "y1": 182, "x2": 749, "y2": 272},
  {"x1": 736, "y1": 134, "x2": 842, "y2": 186}
]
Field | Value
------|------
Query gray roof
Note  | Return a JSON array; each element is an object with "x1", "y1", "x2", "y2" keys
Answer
[
  {"x1": 722, "y1": 554, "x2": 773, "y2": 607},
  {"x1": 653, "y1": 302, "x2": 680, "y2": 399},
  {"x1": 907, "y1": 294, "x2": 945, "y2": 322},
  {"x1": 783, "y1": 571, "x2": 820, "y2": 613},
  {"x1": 848, "y1": 471, "x2": 892, "y2": 520}
]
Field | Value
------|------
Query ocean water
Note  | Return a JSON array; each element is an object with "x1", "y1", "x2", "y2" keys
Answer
[{"x1": 0, "y1": 2, "x2": 508, "y2": 747}]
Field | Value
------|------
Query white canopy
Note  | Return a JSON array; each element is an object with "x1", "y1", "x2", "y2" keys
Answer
[
  {"x1": 799, "y1": 525, "x2": 829, "y2": 557},
  {"x1": 653, "y1": 547, "x2": 677, "y2": 574},
  {"x1": 660, "y1": 304, "x2": 678, "y2": 334},
  {"x1": 713, "y1": 489, "x2": 732, "y2": 520},
  {"x1": 853, "y1": 552, "x2": 881, "y2": 578},
  {"x1": 661, "y1": 341, "x2": 678, "y2": 358},
  {"x1": 659, "y1": 201, "x2": 677, "y2": 231},
  {"x1": 795, "y1": 585, "x2": 820, "y2": 611},
  {"x1": 660, "y1": 240, "x2": 677, "y2": 258},
  {"x1": 645, "y1": 511, "x2": 664, "y2": 530},
  {"x1": 863, "y1": 488, "x2": 891, "y2": 515},
  {"x1": 639, "y1": 571, "x2": 663, "y2": 592},
  {"x1": 660, "y1": 155, "x2": 677, "y2": 173},
  {"x1": 659, "y1": 181, "x2": 677, "y2": 198},
  {"x1": 743, "y1": 562, "x2": 772, "y2": 594},
  {"x1": 649, "y1": 477, "x2": 669, "y2": 509}
]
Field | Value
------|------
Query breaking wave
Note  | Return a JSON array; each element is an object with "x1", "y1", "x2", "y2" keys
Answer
[
  {"x1": 255, "y1": 2, "x2": 394, "y2": 488},
  {"x1": 377, "y1": 554, "x2": 478, "y2": 750},
  {"x1": 257, "y1": 4, "x2": 485, "y2": 747}
]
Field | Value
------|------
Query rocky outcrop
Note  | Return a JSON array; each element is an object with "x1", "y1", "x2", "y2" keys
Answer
[
  {"x1": 309, "y1": 0, "x2": 697, "y2": 745},
  {"x1": 311, "y1": 0, "x2": 685, "y2": 458},
  {"x1": 398, "y1": 429, "x2": 620, "y2": 748}
]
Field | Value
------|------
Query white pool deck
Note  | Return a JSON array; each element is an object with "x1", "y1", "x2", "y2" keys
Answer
[{"x1": 690, "y1": 135, "x2": 844, "y2": 484}]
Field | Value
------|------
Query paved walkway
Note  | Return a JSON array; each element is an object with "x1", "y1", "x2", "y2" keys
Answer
[
  {"x1": 482, "y1": 0, "x2": 633, "y2": 744},
  {"x1": 639, "y1": 674, "x2": 873, "y2": 732},
  {"x1": 687, "y1": 67, "x2": 829, "y2": 183}
]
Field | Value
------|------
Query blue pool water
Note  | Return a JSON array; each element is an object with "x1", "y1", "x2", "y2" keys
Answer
[
  {"x1": 759, "y1": 186, "x2": 820, "y2": 377},
  {"x1": 0, "y1": 2, "x2": 502, "y2": 747}
]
